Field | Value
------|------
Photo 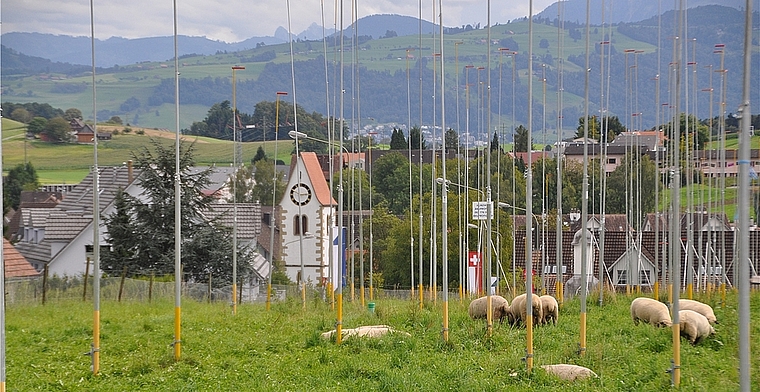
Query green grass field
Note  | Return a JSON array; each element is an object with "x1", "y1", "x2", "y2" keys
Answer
[
  {"x1": 5, "y1": 291, "x2": 758, "y2": 390},
  {"x1": 2, "y1": 118, "x2": 295, "y2": 184}
]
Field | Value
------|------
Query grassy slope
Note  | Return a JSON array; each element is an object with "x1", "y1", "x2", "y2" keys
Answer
[
  {"x1": 5, "y1": 292, "x2": 759, "y2": 390},
  {"x1": 2, "y1": 119, "x2": 294, "y2": 184}
]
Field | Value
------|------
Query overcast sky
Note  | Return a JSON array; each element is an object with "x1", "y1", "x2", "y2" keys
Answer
[{"x1": 2, "y1": 0, "x2": 556, "y2": 43}]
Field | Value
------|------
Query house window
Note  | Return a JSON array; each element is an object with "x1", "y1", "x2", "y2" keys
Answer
[
  {"x1": 543, "y1": 265, "x2": 567, "y2": 274},
  {"x1": 617, "y1": 270, "x2": 627, "y2": 285},
  {"x1": 293, "y1": 215, "x2": 308, "y2": 236},
  {"x1": 640, "y1": 270, "x2": 652, "y2": 285},
  {"x1": 607, "y1": 158, "x2": 616, "y2": 164},
  {"x1": 263, "y1": 212, "x2": 271, "y2": 225}
]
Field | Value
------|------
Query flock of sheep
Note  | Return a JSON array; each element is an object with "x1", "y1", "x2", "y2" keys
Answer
[
  {"x1": 468, "y1": 293, "x2": 717, "y2": 345},
  {"x1": 630, "y1": 297, "x2": 717, "y2": 344},
  {"x1": 319, "y1": 294, "x2": 718, "y2": 381},
  {"x1": 467, "y1": 293, "x2": 559, "y2": 327}
]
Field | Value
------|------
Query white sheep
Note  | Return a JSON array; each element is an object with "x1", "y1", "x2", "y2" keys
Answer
[
  {"x1": 541, "y1": 364, "x2": 598, "y2": 381},
  {"x1": 630, "y1": 297, "x2": 672, "y2": 328},
  {"x1": 679, "y1": 309, "x2": 715, "y2": 345},
  {"x1": 539, "y1": 294, "x2": 559, "y2": 325},
  {"x1": 509, "y1": 293, "x2": 543, "y2": 327},
  {"x1": 320, "y1": 325, "x2": 410, "y2": 340},
  {"x1": 679, "y1": 299, "x2": 718, "y2": 324},
  {"x1": 468, "y1": 295, "x2": 510, "y2": 323}
]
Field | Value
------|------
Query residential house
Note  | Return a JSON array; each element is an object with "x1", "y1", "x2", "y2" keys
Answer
[
  {"x1": 75, "y1": 124, "x2": 112, "y2": 143},
  {"x1": 15, "y1": 163, "x2": 261, "y2": 279},
  {"x1": 4, "y1": 239, "x2": 39, "y2": 280},
  {"x1": 694, "y1": 149, "x2": 760, "y2": 178}
]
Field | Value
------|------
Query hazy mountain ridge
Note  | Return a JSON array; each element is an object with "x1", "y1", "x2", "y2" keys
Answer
[{"x1": 537, "y1": 0, "x2": 745, "y2": 24}]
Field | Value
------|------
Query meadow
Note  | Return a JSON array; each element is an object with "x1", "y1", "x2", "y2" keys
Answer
[
  {"x1": 5, "y1": 290, "x2": 759, "y2": 391},
  {"x1": 1, "y1": 118, "x2": 294, "y2": 184}
]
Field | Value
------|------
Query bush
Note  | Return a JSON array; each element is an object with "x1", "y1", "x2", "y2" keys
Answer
[{"x1": 136, "y1": 129, "x2": 145, "y2": 135}]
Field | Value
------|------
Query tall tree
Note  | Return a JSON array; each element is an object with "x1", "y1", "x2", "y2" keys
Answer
[
  {"x1": 250, "y1": 159, "x2": 287, "y2": 205},
  {"x1": 3, "y1": 162, "x2": 39, "y2": 214},
  {"x1": 102, "y1": 139, "x2": 253, "y2": 284},
  {"x1": 490, "y1": 131, "x2": 500, "y2": 152},
  {"x1": 575, "y1": 115, "x2": 601, "y2": 141},
  {"x1": 64, "y1": 108, "x2": 83, "y2": 121},
  {"x1": 252, "y1": 146, "x2": 267, "y2": 163},
  {"x1": 42, "y1": 117, "x2": 72, "y2": 143},
  {"x1": 371, "y1": 152, "x2": 417, "y2": 214},
  {"x1": 514, "y1": 124, "x2": 532, "y2": 152},
  {"x1": 389, "y1": 128, "x2": 407, "y2": 150},
  {"x1": 27, "y1": 117, "x2": 47, "y2": 135},
  {"x1": 445, "y1": 128, "x2": 459, "y2": 150},
  {"x1": 409, "y1": 126, "x2": 427, "y2": 150}
]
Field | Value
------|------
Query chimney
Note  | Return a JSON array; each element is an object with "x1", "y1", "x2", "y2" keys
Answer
[{"x1": 127, "y1": 160, "x2": 133, "y2": 183}]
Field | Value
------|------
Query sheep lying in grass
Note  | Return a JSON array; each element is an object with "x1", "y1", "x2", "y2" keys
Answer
[
  {"x1": 509, "y1": 293, "x2": 543, "y2": 327},
  {"x1": 630, "y1": 297, "x2": 672, "y2": 327},
  {"x1": 679, "y1": 309, "x2": 715, "y2": 345},
  {"x1": 468, "y1": 295, "x2": 509, "y2": 323},
  {"x1": 320, "y1": 325, "x2": 411, "y2": 340},
  {"x1": 679, "y1": 299, "x2": 718, "y2": 324},
  {"x1": 541, "y1": 364, "x2": 598, "y2": 381},
  {"x1": 539, "y1": 295, "x2": 559, "y2": 325}
]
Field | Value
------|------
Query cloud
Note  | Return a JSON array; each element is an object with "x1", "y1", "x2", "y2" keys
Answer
[{"x1": 2, "y1": 0, "x2": 556, "y2": 42}]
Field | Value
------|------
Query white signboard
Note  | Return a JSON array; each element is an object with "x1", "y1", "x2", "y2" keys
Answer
[{"x1": 472, "y1": 201, "x2": 494, "y2": 220}]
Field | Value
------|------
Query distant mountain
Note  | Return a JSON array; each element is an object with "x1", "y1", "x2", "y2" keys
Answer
[
  {"x1": 1, "y1": 45, "x2": 93, "y2": 76},
  {"x1": 537, "y1": 0, "x2": 746, "y2": 24},
  {"x1": 0, "y1": 32, "x2": 286, "y2": 67},
  {"x1": 339, "y1": 14, "x2": 439, "y2": 39}
]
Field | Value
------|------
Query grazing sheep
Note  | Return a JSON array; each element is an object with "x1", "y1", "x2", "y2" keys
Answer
[
  {"x1": 630, "y1": 297, "x2": 672, "y2": 327},
  {"x1": 541, "y1": 364, "x2": 598, "y2": 381},
  {"x1": 539, "y1": 295, "x2": 559, "y2": 325},
  {"x1": 509, "y1": 293, "x2": 543, "y2": 327},
  {"x1": 679, "y1": 299, "x2": 718, "y2": 324},
  {"x1": 679, "y1": 310, "x2": 715, "y2": 345},
  {"x1": 320, "y1": 325, "x2": 411, "y2": 340},
  {"x1": 468, "y1": 295, "x2": 510, "y2": 323}
]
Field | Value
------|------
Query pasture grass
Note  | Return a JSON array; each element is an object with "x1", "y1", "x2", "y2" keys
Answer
[
  {"x1": 2, "y1": 124, "x2": 294, "y2": 184},
  {"x1": 5, "y1": 291, "x2": 759, "y2": 390}
]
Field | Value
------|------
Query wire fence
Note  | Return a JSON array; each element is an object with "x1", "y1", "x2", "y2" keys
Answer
[
  {"x1": 4, "y1": 275, "x2": 302, "y2": 306},
  {"x1": 13, "y1": 274, "x2": 745, "y2": 307}
]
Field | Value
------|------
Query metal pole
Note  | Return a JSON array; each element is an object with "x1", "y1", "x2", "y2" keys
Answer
[
  {"x1": 267, "y1": 92, "x2": 288, "y2": 311},
  {"x1": 368, "y1": 132, "x2": 376, "y2": 301},
  {"x1": 231, "y1": 65, "x2": 245, "y2": 315},
  {"x1": 485, "y1": 0, "x2": 494, "y2": 338},
  {"x1": 525, "y1": 0, "x2": 535, "y2": 372},
  {"x1": 0, "y1": 61, "x2": 6, "y2": 392},
  {"x1": 172, "y1": 0, "x2": 182, "y2": 362},
  {"x1": 670, "y1": 1, "x2": 684, "y2": 386},
  {"x1": 579, "y1": 0, "x2": 591, "y2": 357},
  {"x1": 89, "y1": 0, "x2": 101, "y2": 374},
  {"x1": 285, "y1": 0, "x2": 305, "y2": 309},
  {"x1": 439, "y1": 1, "x2": 449, "y2": 341},
  {"x1": 736, "y1": 1, "x2": 753, "y2": 389}
]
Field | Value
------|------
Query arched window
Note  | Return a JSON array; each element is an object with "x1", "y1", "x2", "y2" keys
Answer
[{"x1": 293, "y1": 215, "x2": 308, "y2": 236}]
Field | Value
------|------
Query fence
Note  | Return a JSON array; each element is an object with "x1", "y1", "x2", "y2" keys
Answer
[{"x1": 3, "y1": 275, "x2": 301, "y2": 306}]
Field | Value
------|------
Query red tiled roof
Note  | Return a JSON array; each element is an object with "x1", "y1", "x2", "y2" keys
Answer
[
  {"x1": 4, "y1": 239, "x2": 40, "y2": 279},
  {"x1": 301, "y1": 152, "x2": 337, "y2": 206}
]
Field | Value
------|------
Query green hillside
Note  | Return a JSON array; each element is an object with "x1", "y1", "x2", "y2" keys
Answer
[{"x1": 1, "y1": 118, "x2": 294, "y2": 184}]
